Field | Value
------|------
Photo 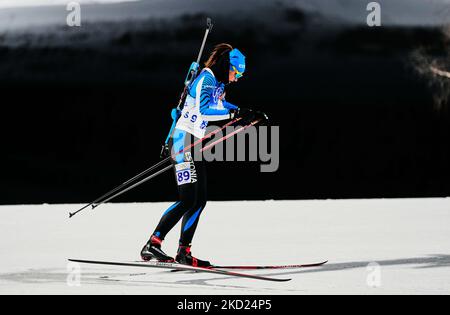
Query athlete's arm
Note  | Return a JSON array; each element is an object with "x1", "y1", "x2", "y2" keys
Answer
[
  {"x1": 198, "y1": 75, "x2": 234, "y2": 121},
  {"x1": 222, "y1": 101, "x2": 239, "y2": 111}
]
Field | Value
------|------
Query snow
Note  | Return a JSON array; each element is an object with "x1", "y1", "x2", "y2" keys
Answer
[{"x1": 0, "y1": 199, "x2": 449, "y2": 295}]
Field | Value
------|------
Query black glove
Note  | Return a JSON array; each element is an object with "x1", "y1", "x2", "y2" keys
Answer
[
  {"x1": 236, "y1": 108, "x2": 255, "y2": 120},
  {"x1": 254, "y1": 111, "x2": 270, "y2": 125},
  {"x1": 236, "y1": 108, "x2": 270, "y2": 124}
]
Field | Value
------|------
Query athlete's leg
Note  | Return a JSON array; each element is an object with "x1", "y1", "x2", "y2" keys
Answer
[
  {"x1": 179, "y1": 160, "x2": 207, "y2": 246},
  {"x1": 153, "y1": 177, "x2": 197, "y2": 240},
  {"x1": 176, "y1": 161, "x2": 211, "y2": 267},
  {"x1": 152, "y1": 130, "x2": 201, "y2": 240},
  {"x1": 141, "y1": 131, "x2": 200, "y2": 261}
]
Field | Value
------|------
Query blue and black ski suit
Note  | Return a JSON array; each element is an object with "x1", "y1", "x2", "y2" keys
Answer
[{"x1": 153, "y1": 68, "x2": 238, "y2": 246}]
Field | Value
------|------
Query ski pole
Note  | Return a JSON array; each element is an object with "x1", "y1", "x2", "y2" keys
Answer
[
  {"x1": 201, "y1": 117, "x2": 264, "y2": 153},
  {"x1": 91, "y1": 165, "x2": 174, "y2": 209},
  {"x1": 88, "y1": 116, "x2": 266, "y2": 210},
  {"x1": 69, "y1": 116, "x2": 243, "y2": 218}
]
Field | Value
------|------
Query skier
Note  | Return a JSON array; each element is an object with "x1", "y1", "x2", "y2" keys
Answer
[{"x1": 141, "y1": 43, "x2": 246, "y2": 267}]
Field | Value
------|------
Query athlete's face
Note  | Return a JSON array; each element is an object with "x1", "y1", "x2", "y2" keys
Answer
[
  {"x1": 229, "y1": 70, "x2": 239, "y2": 83},
  {"x1": 229, "y1": 65, "x2": 244, "y2": 83}
]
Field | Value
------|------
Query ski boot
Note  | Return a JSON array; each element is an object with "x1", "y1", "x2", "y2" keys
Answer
[
  {"x1": 175, "y1": 245, "x2": 212, "y2": 268},
  {"x1": 141, "y1": 235, "x2": 174, "y2": 262}
]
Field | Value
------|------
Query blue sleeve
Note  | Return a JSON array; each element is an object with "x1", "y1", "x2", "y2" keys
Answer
[
  {"x1": 223, "y1": 101, "x2": 239, "y2": 110},
  {"x1": 201, "y1": 107, "x2": 230, "y2": 116}
]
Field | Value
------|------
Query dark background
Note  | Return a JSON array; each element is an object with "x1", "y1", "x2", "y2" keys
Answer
[{"x1": 1, "y1": 3, "x2": 449, "y2": 204}]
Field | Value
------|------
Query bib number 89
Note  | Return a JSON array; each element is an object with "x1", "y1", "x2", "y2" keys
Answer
[{"x1": 177, "y1": 170, "x2": 191, "y2": 186}]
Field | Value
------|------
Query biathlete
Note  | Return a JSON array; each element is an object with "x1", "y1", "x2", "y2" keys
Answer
[{"x1": 141, "y1": 43, "x2": 246, "y2": 267}]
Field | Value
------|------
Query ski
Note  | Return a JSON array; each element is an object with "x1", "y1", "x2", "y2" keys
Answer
[
  {"x1": 167, "y1": 260, "x2": 328, "y2": 273},
  {"x1": 69, "y1": 259, "x2": 291, "y2": 282},
  {"x1": 212, "y1": 261, "x2": 328, "y2": 270},
  {"x1": 114, "y1": 259, "x2": 327, "y2": 275}
]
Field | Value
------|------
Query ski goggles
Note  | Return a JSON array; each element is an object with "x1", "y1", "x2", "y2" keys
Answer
[{"x1": 232, "y1": 65, "x2": 244, "y2": 79}]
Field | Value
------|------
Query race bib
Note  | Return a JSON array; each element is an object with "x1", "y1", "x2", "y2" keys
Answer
[{"x1": 175, "y1": 162, "x2": 192, "y2": 186}]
